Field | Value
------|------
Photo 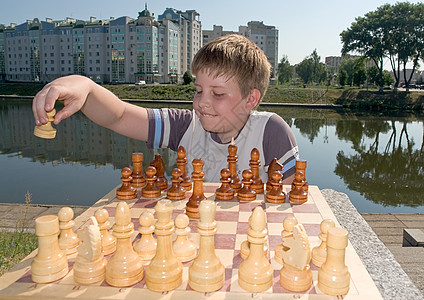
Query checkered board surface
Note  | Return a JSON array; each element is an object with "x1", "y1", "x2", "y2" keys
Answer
[{"x1": 0, "y1": 184, "x2": 382, "y2": 299}]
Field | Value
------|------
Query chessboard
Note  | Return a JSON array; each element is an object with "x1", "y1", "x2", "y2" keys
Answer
[{"x1": 0, "y1": 183, "x2": 382, "y2": 299}]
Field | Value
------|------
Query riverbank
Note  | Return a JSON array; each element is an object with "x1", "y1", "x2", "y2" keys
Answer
[{"x1": 1, "y1": 82, "x2": 424, "y2": 111}]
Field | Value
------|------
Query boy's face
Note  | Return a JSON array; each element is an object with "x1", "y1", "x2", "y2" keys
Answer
[{"x1": 193, "y1": 69, "x2": 257, "y2": 143}]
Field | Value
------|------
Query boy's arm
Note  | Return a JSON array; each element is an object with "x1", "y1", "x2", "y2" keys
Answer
[{"x1": 32, "y1": 75, "x2": 148, "y2": 141}]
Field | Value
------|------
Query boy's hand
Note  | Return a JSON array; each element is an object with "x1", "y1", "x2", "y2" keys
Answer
[{"x1": 32, "y1": 75, "x2": 93, "y2": 126}]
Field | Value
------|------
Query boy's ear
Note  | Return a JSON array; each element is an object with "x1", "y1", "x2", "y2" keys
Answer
[{"x1": 246, "y1": 89, "x2": 261, "y2": 109}]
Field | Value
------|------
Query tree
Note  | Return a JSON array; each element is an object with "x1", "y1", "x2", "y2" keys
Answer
[
  {"x1": 182, "y1": 71, "x2": 194, "y2": 85},
  {"x1": 382, "y1": 70, "x2": 395, "y2": 86},
  {"x1": 295, "y1": 50, "x2": 327, "y2": 85},
  {"x1": 296, "y1": 58, "x2": 313, "y2": 85},
  {"x1": 367, "y1": 65, "x2": 380, "y2": 87},
  {"x1": 277, "y1": 55, "x2": 294, "y2": 84},
  {"x1": 338, "y1": 69, "x2": 347, "y2": 86}
]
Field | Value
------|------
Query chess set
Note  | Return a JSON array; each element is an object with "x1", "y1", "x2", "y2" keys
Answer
[{"x1": 0, "y1": 141, "x2": 383, "y2": 299}]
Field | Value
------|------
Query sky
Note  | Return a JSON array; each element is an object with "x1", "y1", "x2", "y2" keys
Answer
[{"x1": 0, "y1": 0, "x2": 420, "y2": 66}]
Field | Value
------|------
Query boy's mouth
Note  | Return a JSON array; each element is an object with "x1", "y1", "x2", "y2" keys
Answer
[{"x1": 199, "y1": 111, "x2": 218, "y2": 117}]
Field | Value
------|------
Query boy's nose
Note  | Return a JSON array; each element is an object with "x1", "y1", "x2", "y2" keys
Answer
[{"x1": 197, "y1": 93, "x2": 211, "y2": 108}]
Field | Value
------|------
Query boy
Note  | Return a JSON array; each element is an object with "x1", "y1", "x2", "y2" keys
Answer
[{"x1": 33, "y1": 34, "x2": 298, "y2": 183}]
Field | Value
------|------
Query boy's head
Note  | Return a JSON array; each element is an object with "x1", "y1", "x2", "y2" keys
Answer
[{"x1": 191, "y1": 34, "x2": 271, "y2": 103}]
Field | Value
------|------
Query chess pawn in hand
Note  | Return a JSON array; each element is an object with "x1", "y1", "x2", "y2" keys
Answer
[{"x1": 34, "y1": 109, "x2": 57, "y2": 139}]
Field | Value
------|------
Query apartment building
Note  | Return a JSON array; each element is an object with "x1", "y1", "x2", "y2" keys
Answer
[{"x1": 202, "y1": 21, "x2": 279, "y2": 78}]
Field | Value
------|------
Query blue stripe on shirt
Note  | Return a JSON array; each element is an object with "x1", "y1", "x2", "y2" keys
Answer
[
  {"x1": 153, "y1": 109, "x2": 162, "y2": 148},
  {"x1": 282, "y1": 158, "x2": 296, "y2": 174}
]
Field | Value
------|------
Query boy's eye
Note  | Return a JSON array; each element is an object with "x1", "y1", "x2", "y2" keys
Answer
[{"x1": 213, "y1": 92, "x2": 224, "y2": 97}]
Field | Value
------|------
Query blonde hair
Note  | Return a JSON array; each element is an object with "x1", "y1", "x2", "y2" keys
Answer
[{"x1": 191, "y1": 34, "x2": 271, "y2": 101}]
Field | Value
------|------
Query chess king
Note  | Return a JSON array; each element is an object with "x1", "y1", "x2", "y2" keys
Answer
[{"x1": 32, "y1": 34, "x2": 299, "y2": 185}]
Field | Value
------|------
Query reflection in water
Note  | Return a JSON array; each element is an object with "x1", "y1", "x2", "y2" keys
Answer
[{"x1": 1, "y1": 99, "x2": 424, "y2": 213}]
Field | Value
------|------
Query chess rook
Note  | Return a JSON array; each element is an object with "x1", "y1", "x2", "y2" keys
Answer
[
  {"x1": 133, "y1": 211, "x2": 157, "y2": 263},
  {"x1": 116, "y1": 167, "x2": 137, "y2": 200},
  {"x1": 33, "y1": 109, "x2": 57, "y2": 139},
  {"x1": 105, "y1": 202, "x2": 144, "y2": 287},
  {"x1": 188, "y1": 200, "x2": 225, "y2": 292},
  {"x1": 145, "y1": 199, "x2": 183, "y2": 292},
  {"x1": 142, "y1": 166, "x2": 162, "y2": 198},
  {"x1": 58, "y1": 206, "x2": 80, "y2": 255},
  {"x1": 215, "y1": 168, "x2": 235, "y2": 200},
  {"x1": 238, "y1": 206, "x2": 273, "y2": 292},
  {"x1": 249, "y1": 148, "x2": 264, "y2": 193},
  {"x1": 94, "y1": 208, "x2": 116, "y2": 256},
  {"x1": 186, "y1": 159, "x2": 206, "y2": 219},
  {"x1": 176, "y1": 146, "x2": 192, "y2": 191},
  {"x1": 131, "y1": 152, "x2": 146, "y2": 188},
  {"x1": 31, "y1": 215, "x2": 69, "y2": 283},
  {"x1": 318, "y1": 227, "x2": 351, "y2": 296},
  {"x1": 292, "y1": 160, "x2": 309, "y2": 192}
]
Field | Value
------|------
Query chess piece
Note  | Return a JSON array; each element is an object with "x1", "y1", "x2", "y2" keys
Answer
[
  {"x1": 292, "y1": 160, "x2": 309, "y2": 192},
  {"x1": 150, "y1": 154, "x2": 168, "y2": 190},
  {"x1": 131, "y1": 152, "x2": 146, "y2": 188},
  {"x1": 215, "y1": 168, "x2": 235, "y2": 200},
  {"x1": 250, "y1": 148, "x2": 264, "y2": 193},
  {"x1": 318, "y1": 227, "x2": 350, "y2": 296},
  {"x1": 31, "y1": 215, "x2": 69, "y2": 283},
  {"x1": 188, "y1": 200, "x2": 225, "y2": 292},
  {"x1": 58, "y1": 206, "x2": 80, "y2": 255},
  {"x1": 33, "y1": 109, "x2": 56, "y2": 139},
  {"x1": 289, "y1": 171, "x2": 308, "y2": 204},
  {"x1": 186, "y1": 159, "x2": 206, "y2": 219},
  {"x1": 240, "y1": 211, "x2": 269, "y2": 260},
  {"x1": 172, "y1": 213, "x2": 196, "y2": 262},
  {"x1": 145, "y1": 199, "x2": 183, "y2": 292},
  {"x1": 279, "y1": 224, "x2": 312, "y2": 292},
  {"x1": 94, "y1": 208, "x2": 116, "y2": 256},
  {"x1": 274, "y1": 216, "x2": 298, "y2": 264},
  {"x1": 116, "y1": 167, "x2": 137, "y2": 200},
  {"x1": 73, "y1": 216, "x2": 107, "y2": 285},
  {"x1": 266, "y1": 171, "x2": 286, "y2": 203},
  {"x1": 105, "y1": 202, "x2": 144, "y2": 287},
  {"x1": 228, "y1": 138, "x2": 242, "y2": 192},
  {"x1": 237, "y1": 169, "x2": 256, "y2": 201},
  {"x1": 266, "y1": 158, "x2": 283, "y2": 191},
  {"x1": 176, "y1": 146, "x2": 192, "y2": 191},
  {"x1": 312, "y1": 219, "x2": 335, "y2": 267},
  {"x1": 141, "y1": 166, "x2": 161, "y2": 198},
  {"x1": 238, "y1": 206, "x2": 273, "y2": 292},
  {"x1": 133, "y1": 211, "x2": 157, "y2": 263},
  {"x1": 167, "y1": 168, "x2": 186, "y2": 200}
]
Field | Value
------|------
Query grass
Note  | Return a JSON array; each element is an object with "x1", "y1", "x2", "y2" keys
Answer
[{"x1": 0, "y1": 192, "x2": 38, "y2": 277}]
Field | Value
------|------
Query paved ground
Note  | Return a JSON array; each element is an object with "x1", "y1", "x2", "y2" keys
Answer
[{"x1": 1, "y1": 203, "x2": 423, "y2": 295}]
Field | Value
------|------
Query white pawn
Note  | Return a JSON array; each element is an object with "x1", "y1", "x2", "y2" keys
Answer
[
  {"x1": 240, "y1": 213, "x2": 269, "y2": 260},
  {"x1": 274, "y1": 215, "x2": 298, "y2": 264},
  {"x1": 172, "y1": 213, "x2": 196, "y2": 262},
  {"x1": 73, "y1": 216, "x2": 107, "y2": 285},
  {"x1": 58, "y1": 207, "x2": 80, "y2": 255},
  {"x1": 312, "y1": 219, "x2": 335, "y2": 267},
  {"x1": 133, "y1": 211, "x2": 157, "y2": 263},
  {"x1": 94, "y1": 208, "x2": 116, "y2": 256}
]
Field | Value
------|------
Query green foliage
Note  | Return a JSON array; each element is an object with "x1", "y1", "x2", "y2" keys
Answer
[
  {"x1": 295, "y1": 50, "x2": 327, "y2": 85},
  {"x1": 277, "y1": 55, "x2": 294, "y2": 84},
  {"x1": 182, "y1": 71, "x2": 194, "y2": 85}
]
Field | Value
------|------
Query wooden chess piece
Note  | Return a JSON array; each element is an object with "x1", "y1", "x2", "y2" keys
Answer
[
  {"x1": 238, "y1": 206, "x2": 273, "y2": 292},
  {"x1": 116, "y1": 167, "x2": 137, "y2": 200},
  {"x1": 228, "y1": 138, "x2": 242, "y2": 192},
  {"x1": 312, "y1": 219, "x2": 335, "y2": 267},
  {"x1": 177, "y1": 146, "x2": 192, "y2": 191},
  {"x1": 289, "y1": 171, "x2": 308, "y2": 204},
  {"x1": 185, "y1": 159, "x2": 206, "y2": 219},
  {"x1": 131, "y1": 152, "x2": 146, "y2": 188},
  {"x1": 105, "y1": 202, "x2": 144, "y2": 287},
  {"x1": 172, "y1": 213, "x2": 196, "y2": 262},
  {"x1": 94, "y1": 208, "x2": 116, "y2": 256},
  {"x1": 73, "y1": 216, "x2": 107, "y2": 285},
  {"x1": 31, "y1": 215, "x2": 69, "y2": 283},
  {"x1": 215, "y1": 168, "x2": 235, "y2": 200},
  {"x1": 250, "y1": 148, "x2": 264, "y2": 193},
  {"x1": 266, "y1": 158, "x2": 283, "y2": 191},
  {"x1": 142, "y1": 166, "x2": 161, "y2": 198},
  {"x1": 133, "y1": 211, "x2": 157, "y2": 263},
  {"x1": 292, "y1": 160, "x2": 309, "y2": 192},
  {"x1": 318, "y1": 227, "x2": 350, "y2": 296},
  {"x1": 33, "y1": 109, "x2": 57, "y2": 139},
  {"x1": 145, "y1": 199, "x2": 183, "y2": 292},
  {"x1": 150, "y1": 154, "x2": 168, "y2": 190},
  {"x1": 274, "y1": 216, "x2": 298, "y2": 264},
  {"x1": 240, "y1": 211, "x2": 269, "y2": 260},
  {"x1": 266, "y1": 171, "x2": 286, "y2": 203},
  {"x1": 167, "y1": 168, "x2": 186, "y2": 200},
  {"x1": 188, "y1": 200, "x2": 225, "y2": 292},
  {"x1": 237, "y1": 169, "x2": 256, "y2": 201},
  {"x1": 58, "y1": 206, "x2": 80, "y2": 255},
  {"x1": 279, "y1": 224, "x2": 312, "y2": 292}
]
